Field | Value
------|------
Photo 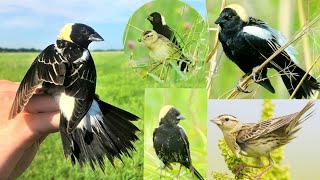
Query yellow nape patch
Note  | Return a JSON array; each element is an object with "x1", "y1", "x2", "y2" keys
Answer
[
  {"x1": 226, "y1": 4, "x2": 249, "y2": 22},
  {"x1": 57, "y1": 23, "x2": 74, "y2": 42},
  {"x1": 159, "y1": 105, "x2": 174, "y2": 121}
]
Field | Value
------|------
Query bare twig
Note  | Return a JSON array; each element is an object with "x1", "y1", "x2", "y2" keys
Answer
[
  {"x1": 226, "y1": 14, "x2": 320, "y2": 99},
  {"x1": 289, "y1": 55, "x2": 320, "y2": 99},
  {"x1": 206, "y1": 0, "x2": 226, "y2": 98}
]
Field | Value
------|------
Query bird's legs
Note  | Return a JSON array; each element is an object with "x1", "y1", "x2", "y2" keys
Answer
[
  {"x1": 236, "y1": 74, "x2": 251, "y2": 93},
  {"x1": 176, "y1": 164, "x2": 183, "y2": 178},
  {"x1": 233, "y1": 157, "x2": 264, "y2": 177},
  {"x1": 253, "y1": 154, "x2": 274, "y2": 180}
]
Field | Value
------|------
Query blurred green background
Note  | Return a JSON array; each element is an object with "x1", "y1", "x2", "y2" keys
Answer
[
  {"x1": 206, "y1": 0, "x2": 320, "y2": 99},
  {"x1": 123, "y1": 0, "x2": 208, "y2": 84},
  {"x1": 144, "y1": 88, "x2": 207, "y2": 179},
  {"x1": 0, "y1": 52, "x2": 146, "y2": 179}
]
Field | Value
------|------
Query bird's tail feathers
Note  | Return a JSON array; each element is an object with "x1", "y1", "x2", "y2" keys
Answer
[
  {"x1": 190, "y1": 165, "x2": 204, "y2": 180},
  {"x1": 276, "y1": 60, "x2": 320, "y2": 98},
  {"x1": 60, "y1": 98, "x2": 140, "y2": 171}
]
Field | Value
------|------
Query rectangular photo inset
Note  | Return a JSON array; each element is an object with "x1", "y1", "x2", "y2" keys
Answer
[
  {"x1": 207, "y1": 99, "x2": 320, "y2": 180},
  {"x1": 144, "y1": 88, "x2": 207, "y2": 179}
]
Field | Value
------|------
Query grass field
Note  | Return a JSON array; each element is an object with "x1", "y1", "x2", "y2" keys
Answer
[{"x1": 0, "y1": 51, "x2": 202, "y2": 179}]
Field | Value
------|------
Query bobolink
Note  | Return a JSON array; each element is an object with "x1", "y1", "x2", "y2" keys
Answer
[
  {"x1": 215, "y1": 4, "x2": 320, "y2": 98},
  {"x1": 9, "y1": 23, "x2": 140, "y2": 171},
  {"x1": 147, "y1": 12, "x2": 190, "y2": 71},
  {"x1": 139, "y1": 30, "x2": 190, "y2": 73},
  {"x1": 153, "y1": 105, "x2": 204, "y2": 180},
  {"x1": 211, "y1": 101, "x2": 314, "y2": 179}
]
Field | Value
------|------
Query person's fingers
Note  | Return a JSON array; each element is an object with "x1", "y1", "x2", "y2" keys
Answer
[
  {"x1": 0, "y1": 80, "x2": 19, "y2": 91},
  {"x1": 22, "y1": 112, "x2": 60, "y2": 137},
  {"x1": 24, "y1": 94, "x2": 59, "y2": 113}
]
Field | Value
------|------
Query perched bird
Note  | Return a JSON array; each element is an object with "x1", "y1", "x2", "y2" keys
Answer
[
  {"x1": 215, "y1": 4, "x2": 320, "y2": 98},
  {"x1": 139, "y1": 30, "x2": 190, "y2": 72},
  {"x1": 211, "y1": 101, "x2": 314, "y2": 179},
  {"x1": 153, "y1": 105, "x2": 204, "y2": 180},
  {"x1": 9, "y1": 23, "x2": 140, "y2": 171},
  {"x1": 147, "y1": 12, "x2": 190, "y2": 71}
]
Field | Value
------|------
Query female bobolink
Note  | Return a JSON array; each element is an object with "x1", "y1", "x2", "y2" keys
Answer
[
  {"x1": 10, "y1": 23, "x2": 140, "y2": 171},
  {"x1": 147, "y1": 12, "x2": 190, "y2": 71},
  {"x1": 211, "y1": 101, "x2": 314, "y2": 179},
  {"x1": 139, "y1": 30, "x2": 190, "y2": 72},
  {"x1": 153, "y1": 105, "x2": 204, "y2": 179},
  {"x1": 215, "y1": 4, "x2": 320, "y2": 98}
]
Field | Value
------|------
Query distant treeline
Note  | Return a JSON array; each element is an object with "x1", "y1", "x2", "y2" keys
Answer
[{"x1": 0, "y1": 47, "x2": 123, "y2": 52}]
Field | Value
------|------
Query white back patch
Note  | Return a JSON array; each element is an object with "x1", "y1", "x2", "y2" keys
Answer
[
  {"x1": 74, "y1": 50, "x2": 89, "y2": 63},
  {"x1": 161, "y1": 15, "x2": 166, "y2": 25},
  {"x1": 59, "y1": 93, "x2": 75, "y2": 121},
  {"x1": 243, "y1": 26, "x2": 272, "y2": 40},
  {"x1": 77, "y1": 100, "x2": 104, "y2": 132}
]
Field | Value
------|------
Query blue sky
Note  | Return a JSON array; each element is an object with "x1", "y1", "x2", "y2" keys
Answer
[{"x1": 0, "y1": 0, "x2": 206, "y2": 50}]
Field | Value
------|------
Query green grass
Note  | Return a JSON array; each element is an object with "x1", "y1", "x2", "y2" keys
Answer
[
  {"x1": 123, "y1": 0, "x2": 208, "y2": 84},
  {"x1": 144, "y1": 88, "x2": 207, "y2": 179}
]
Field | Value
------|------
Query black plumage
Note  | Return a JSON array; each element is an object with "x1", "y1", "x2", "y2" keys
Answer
[
  {"x1": 215, "y1": 4, "x2": 320, "y2": 98},
  {"x1": 153, "y1": 106, "x2": 204, "y2": 180},
  {"x1": 9, "y1": 23, "x2": 140, "y2": 171},
  {"x1": 147, "y1": 12, "x2": 191, "y2": 71}
]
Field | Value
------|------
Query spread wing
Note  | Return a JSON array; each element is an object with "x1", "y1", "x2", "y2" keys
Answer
[
  {"x1": 63, "y1": 51, "x2": 96, "y2": 133},
  {"x1": 9, "y1": 44, "x2": 67, "y2": 119}
]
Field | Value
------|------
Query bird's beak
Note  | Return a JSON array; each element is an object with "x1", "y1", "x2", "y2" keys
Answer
[
  {"x1": 176, "y1": 114, "x2": 185, "y2": 120},
  {"x1": 89, "y1": 32, "x2": 104, "y2": 41},
  {"x1": 214, "y1": 17, "x2": 225, "y2": 24},
  {"x1": 138, "y1": 38, "x2": 142, "y2": 42},
  {"x1": 147, "y1": 16, "x2": 153, "y2": 21},
  {"x1": 210, "y1": 118, "x2": 221, "y2": 125}
]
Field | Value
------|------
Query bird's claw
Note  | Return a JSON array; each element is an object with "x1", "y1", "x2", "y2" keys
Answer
[
  {"x1": 253, "y1": 173, "x2": 263, "y2": 180},
  {"x1": 236, "y1": 79, "x2": 251, "y2": 93},
  {"x1": 252, "y1": 66, "x2": 261, "y2": 82},
  {"x1": 233, "y1": 164, "x2": 247, "y2": 177}
]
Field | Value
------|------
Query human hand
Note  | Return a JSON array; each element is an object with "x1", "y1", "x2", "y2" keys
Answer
[{"x1": 0, "y1": 80, "x2": 60, "y2": 179}]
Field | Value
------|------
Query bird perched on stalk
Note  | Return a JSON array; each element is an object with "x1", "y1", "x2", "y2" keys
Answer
[
  {"x1": 215, "y1": 4, "x2": 320, "y2": 98},
  {"x1": 147, "y1": 12, "x2": 190, "y2": 71},
  {"x1": 211, "y1": 101, "x2": 314, "y2": 179},
  {"x1": 9, "y1": 23, "x2": 140, "y2": 171},
  {"x1": 139, "y1": 30, "x2": 190, "y2": 73},
  {"x1": 153, "y1": 105, "x2": 204, "y2": 180}
]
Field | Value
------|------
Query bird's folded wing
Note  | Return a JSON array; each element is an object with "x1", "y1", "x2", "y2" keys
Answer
[
  {"x1": 9, "y1": 44, "x2": 67, "y2": 119},
  {"x1": 178, "y1": 126, "x2": 191, "y2": 162}
]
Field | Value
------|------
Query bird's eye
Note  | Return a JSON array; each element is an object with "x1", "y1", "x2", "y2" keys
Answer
[
  {"x1": 80, "y1": 29, "x2": 88, "y2": 34},
  {"x1": 225, "y1": 118, "x2": 229, "y2": 121}
]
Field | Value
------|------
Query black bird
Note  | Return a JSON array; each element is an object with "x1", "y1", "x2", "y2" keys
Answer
[
  {"x1": 9, "y1": 23, "x2": 140, "y2": 171},
  {"x1": 147, "y1": 12, "x2": 191, "y2": 71},
  {"x1": 215, "y1": 4, "x2": 320, "y2": 98},
  {"x1": 153, "y1": 105, "x2": 204, "y2": 180}
]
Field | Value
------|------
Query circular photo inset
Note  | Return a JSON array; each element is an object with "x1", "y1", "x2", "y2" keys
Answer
[{"x1": 123, "y1": 0, "x2": 208, "y2": 83}]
